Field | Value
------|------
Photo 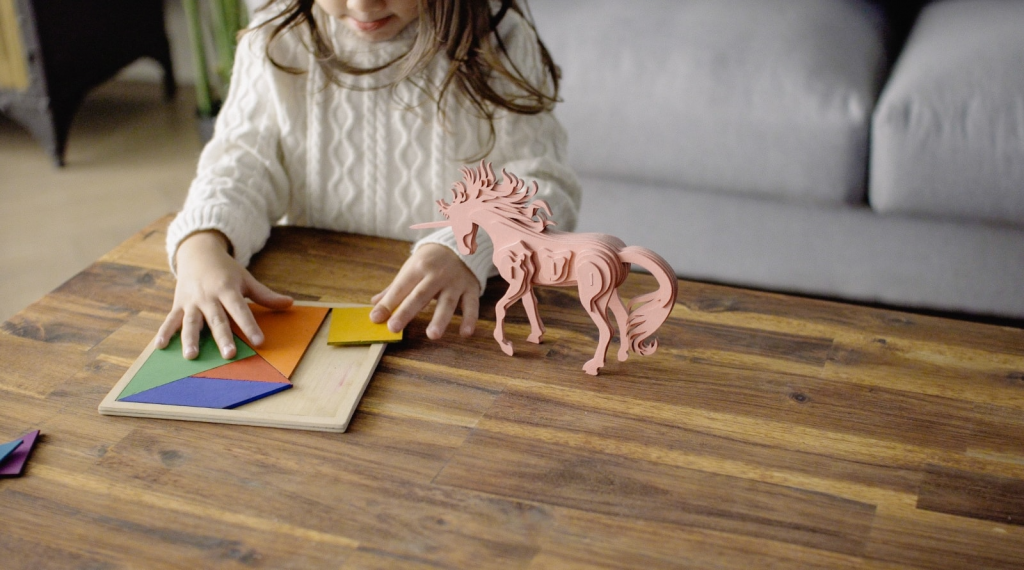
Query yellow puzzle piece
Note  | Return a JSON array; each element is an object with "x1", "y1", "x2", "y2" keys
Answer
[{"x1": 327, "y1": 306, "x2": 403, "y2": 346}]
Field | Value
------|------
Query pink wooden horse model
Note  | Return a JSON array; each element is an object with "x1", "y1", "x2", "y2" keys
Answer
[{"x1": 412, "y1": 162, "x2": 677, "y2": 375}]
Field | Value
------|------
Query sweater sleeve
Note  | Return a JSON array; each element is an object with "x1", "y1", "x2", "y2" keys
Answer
[
  {"x1": 166, "y1": 30, "x2": 292, "y2": 273},
  {"x1": 412, "y1": 12, "x2": 582, "y2": 292}
]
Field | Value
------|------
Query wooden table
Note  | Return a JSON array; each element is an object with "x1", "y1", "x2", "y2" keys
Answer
[{"x1": 2, "y1": 215, "x2": 1023, "y2": 568}]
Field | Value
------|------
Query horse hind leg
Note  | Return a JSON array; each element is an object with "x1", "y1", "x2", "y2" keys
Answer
[
  {"x1": 577, "y1": 257, "x2": 616, "y2": 375},
  {"x1": 609, "y1": 292, "x2": 630, "y2": 362},
  {"x1": 581, "y1": 292, "x2": 615, "y2": 376}
]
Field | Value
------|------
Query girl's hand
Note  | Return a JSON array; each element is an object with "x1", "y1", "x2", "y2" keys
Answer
[
  {"x1": 155, "y1": 231, "x2": 293, "y2": 360},
  {"x1": 370, "y1": 244, "x2": 480, "y2": 340}
]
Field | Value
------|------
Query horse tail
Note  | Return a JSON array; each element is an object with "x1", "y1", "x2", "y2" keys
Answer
[{"x1": 617, "y1": 247, "x2": 678, "y2": 356}]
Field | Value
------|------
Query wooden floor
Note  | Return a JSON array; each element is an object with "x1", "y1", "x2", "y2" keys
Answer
[{"x1": 0, "y1": 80, "x2": 199, "y2": 322}]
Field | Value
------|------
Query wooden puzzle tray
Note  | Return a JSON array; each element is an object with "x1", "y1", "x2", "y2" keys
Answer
[{"x1": 98, "y1": 302, "x2": 388, "y2": 432}]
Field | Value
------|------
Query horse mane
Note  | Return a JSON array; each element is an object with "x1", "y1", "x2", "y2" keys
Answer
[{"x1": 439, "y1": 162, "x2": 555, "y2": 233}]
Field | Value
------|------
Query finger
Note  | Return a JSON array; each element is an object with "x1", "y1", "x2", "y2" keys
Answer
[
  {"x1": 369, "y1": 303, "x2": 391, "y2": 324},
  {"x1": 180, "y1": 308, "x2": 205, "y2": 360},
  {"x1": 388, "y1": 280, "x2": 438, "y2": 333},
  {"x1": 371, "y1": 275, "x2": 417, "y2": 324},
  {"x1": 201, "y1": 303, "x2": 237, "y2": 359},
  {"x1": 155, "y1": 308, "x2": 184, "y2": 349},
  {"x1": 370, "y1": 286, "x2": 389, "y2": 306},
  {"x1": 222, "y1": 293, "x2": 264, "y2": 346},
  {"x1": 460, "y1": 294, "x2": 479, "y2": 337},
  {"x1": 426, "y1": 291, "x2": 459, "y2": 340},
  {"x1": 244, "y1": 274, "x2": 293, "y2": 311}
]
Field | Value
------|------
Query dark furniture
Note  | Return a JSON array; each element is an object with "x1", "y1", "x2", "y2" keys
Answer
[{"x1": 0, "y1": 0, "x2": 175, "y2": 166}]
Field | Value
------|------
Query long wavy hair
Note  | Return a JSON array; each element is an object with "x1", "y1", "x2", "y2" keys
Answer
[{"x1": 253, "y1": 0, "x2": 560, "y2": 157}]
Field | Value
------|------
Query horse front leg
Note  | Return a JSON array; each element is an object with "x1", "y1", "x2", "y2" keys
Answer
[
  {"x1": 494, "y1": 246, "x2": 535, "y2": 356},
  {"x1": 521, "y1": 290, "x2": 546, "y2": 344},
  {"x1": 494, "y1": 286, "x2": 526, "y2": 356}
]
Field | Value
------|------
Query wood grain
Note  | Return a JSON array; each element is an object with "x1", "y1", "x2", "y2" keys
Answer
[
  {"x1": 917, "y1": 465, "x2": 1024, "y2": 525},
  {"x1": 2, "y1": 215, "x2": 1024, "y2": 568}
]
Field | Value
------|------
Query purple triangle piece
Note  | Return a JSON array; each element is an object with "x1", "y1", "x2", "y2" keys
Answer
[
  {"x1": 119, "y1": 377, "x2": 292, "y2": 409},
  {"x1": 0, "y1": 430, "x2": 39, "y2": 478}
]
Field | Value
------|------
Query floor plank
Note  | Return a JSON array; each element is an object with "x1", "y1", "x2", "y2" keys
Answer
[{"x1": 0, "y1": 81, "x2": 198, "y2": 323}]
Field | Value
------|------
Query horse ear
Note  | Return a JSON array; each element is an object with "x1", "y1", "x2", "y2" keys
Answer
[
  {"x1": 450, "y1": 182, "x2": 470, "y2": 204},
  {"x1": 460, "y1": 163, "x2": 489, "y2": 200},
  {"x1": 481, "y1": 161, "x2": 496, "y2": 186}
]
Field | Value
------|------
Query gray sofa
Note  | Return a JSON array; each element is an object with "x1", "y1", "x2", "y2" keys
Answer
[{"x1": 531, "y1": 0, "x2": 1024, "y2": 319}]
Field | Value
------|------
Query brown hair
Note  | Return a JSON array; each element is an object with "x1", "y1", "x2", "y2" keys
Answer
[{"x1": 255, "y1": 0, "x2": 560, "y2": 156}]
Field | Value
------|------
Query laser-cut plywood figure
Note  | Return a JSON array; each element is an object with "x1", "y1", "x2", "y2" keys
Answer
[{"x1": 413, "y1": 162, "x2": 678, "y2": 375}]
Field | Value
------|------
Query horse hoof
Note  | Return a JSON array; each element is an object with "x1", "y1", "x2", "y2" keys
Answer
[
  {"x1": 617, "y1": 348, "x2": 629, "y2": 362},
  {"x1": 582, "y1": 360, "x2": 602, "y2": 376},
  {"x1": 498, "y1": 341, "x2": 514, "y2": 356},
  {"x1": 527, "y1": 333, "x2": 544, "y2": 344}
]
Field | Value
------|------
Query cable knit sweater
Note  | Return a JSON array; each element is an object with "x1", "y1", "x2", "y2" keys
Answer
[{"x1": 166, "y1": 7, "x2": 581, "y2": 291}]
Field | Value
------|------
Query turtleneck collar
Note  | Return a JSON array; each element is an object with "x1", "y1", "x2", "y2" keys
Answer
[{"x1": 317, "y1": 4, "x2": 419, "y2": 69}]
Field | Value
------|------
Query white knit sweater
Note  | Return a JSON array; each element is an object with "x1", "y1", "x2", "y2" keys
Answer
[{"x1": 166, "y1": 7, "x2": 581, "y2": 290}]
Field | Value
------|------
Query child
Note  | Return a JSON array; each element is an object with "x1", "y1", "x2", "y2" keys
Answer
[{"x1": 155, "y1": 0, "x2": 581, "y2": 360}]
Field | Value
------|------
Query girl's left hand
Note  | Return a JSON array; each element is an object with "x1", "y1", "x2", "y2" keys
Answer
[{"x1": 370, "y1": 244, "x2": 480, "y2": 339}]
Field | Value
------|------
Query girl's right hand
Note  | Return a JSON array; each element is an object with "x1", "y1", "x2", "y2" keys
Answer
[{"x1": 154, "y1": 230, "x2": 293, "y2": 360}]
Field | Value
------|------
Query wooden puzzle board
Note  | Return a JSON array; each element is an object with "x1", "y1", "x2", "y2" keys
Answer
[{"x1": 98, "y1": 302, "x2": 386, "y2": 432}]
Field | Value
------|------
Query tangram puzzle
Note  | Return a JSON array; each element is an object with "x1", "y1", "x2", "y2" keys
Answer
[
  {"x1": 115, "y1": 305, "x2": 330, "y2": 409},
  {"x1": 101, "y1": 303, "x2": 400, "y2": 432},
  {"x1": 0, "y1": 430, "x2": 41, "y2": 478}
]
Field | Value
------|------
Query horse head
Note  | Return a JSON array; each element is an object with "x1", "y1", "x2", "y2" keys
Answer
[
  {"x1": 436, "y1": 190, "x2": 481, "y2": 253},
  {"x1": 411, "y1": 161, "x2": 554, "y2": 254},
  {"x1": 410, "y1": 163, "x2": 497, "y2": 254}
]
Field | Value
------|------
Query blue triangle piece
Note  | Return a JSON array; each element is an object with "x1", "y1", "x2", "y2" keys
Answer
[
  {"x1": 119, "y1": 377, "x2": 292, "y2": 409},
  {"x1": 0, "y1": 438, "x2": 24, "y2": 466}
]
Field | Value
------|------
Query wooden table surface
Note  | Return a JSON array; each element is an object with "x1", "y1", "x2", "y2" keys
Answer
[{"x1": 2, "y1": 215, "x2": 1024, "y2": 569}]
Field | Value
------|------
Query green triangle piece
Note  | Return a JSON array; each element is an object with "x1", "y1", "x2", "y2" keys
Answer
[{"x1": 118, "y1": 332, "x2": 256, "y2": 400}]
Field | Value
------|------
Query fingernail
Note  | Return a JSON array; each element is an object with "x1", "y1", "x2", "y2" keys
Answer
[
  {"x1": 388, "y1": 319, "x2": 401, "y2": 333},
  {"x1": 250, "y1": 333, "x2": 264, "y2": 346},
  {"x1": 221, "y1": 347, "x2": 233, "y2": 358},
  {"x1": 184, "y1": 347, "x2": 197, "y2": 359},
  {"x1": 369, "y1": 308, "x2": 386, "y2": 322}
]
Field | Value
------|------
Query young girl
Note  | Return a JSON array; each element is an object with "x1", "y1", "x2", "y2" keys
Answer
[{"x1": 155, "y1": 0, "x2": 581, "y2": 360}]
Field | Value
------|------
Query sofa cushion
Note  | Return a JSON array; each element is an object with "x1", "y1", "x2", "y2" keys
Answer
[
  {"x1": 870, "y1": 0, "x2": 1024, "y2": 227},
  {"x1": 530, "y1": 0, "x2": 889, "y2": 205}
]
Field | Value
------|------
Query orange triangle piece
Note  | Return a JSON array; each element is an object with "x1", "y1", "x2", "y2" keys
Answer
[
  {"x1": 193, "y1": 355, "x2": 290, "y2": 384},
  {"x1": 231, "y1": 304, "x2": 329, "y2": 379}
]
